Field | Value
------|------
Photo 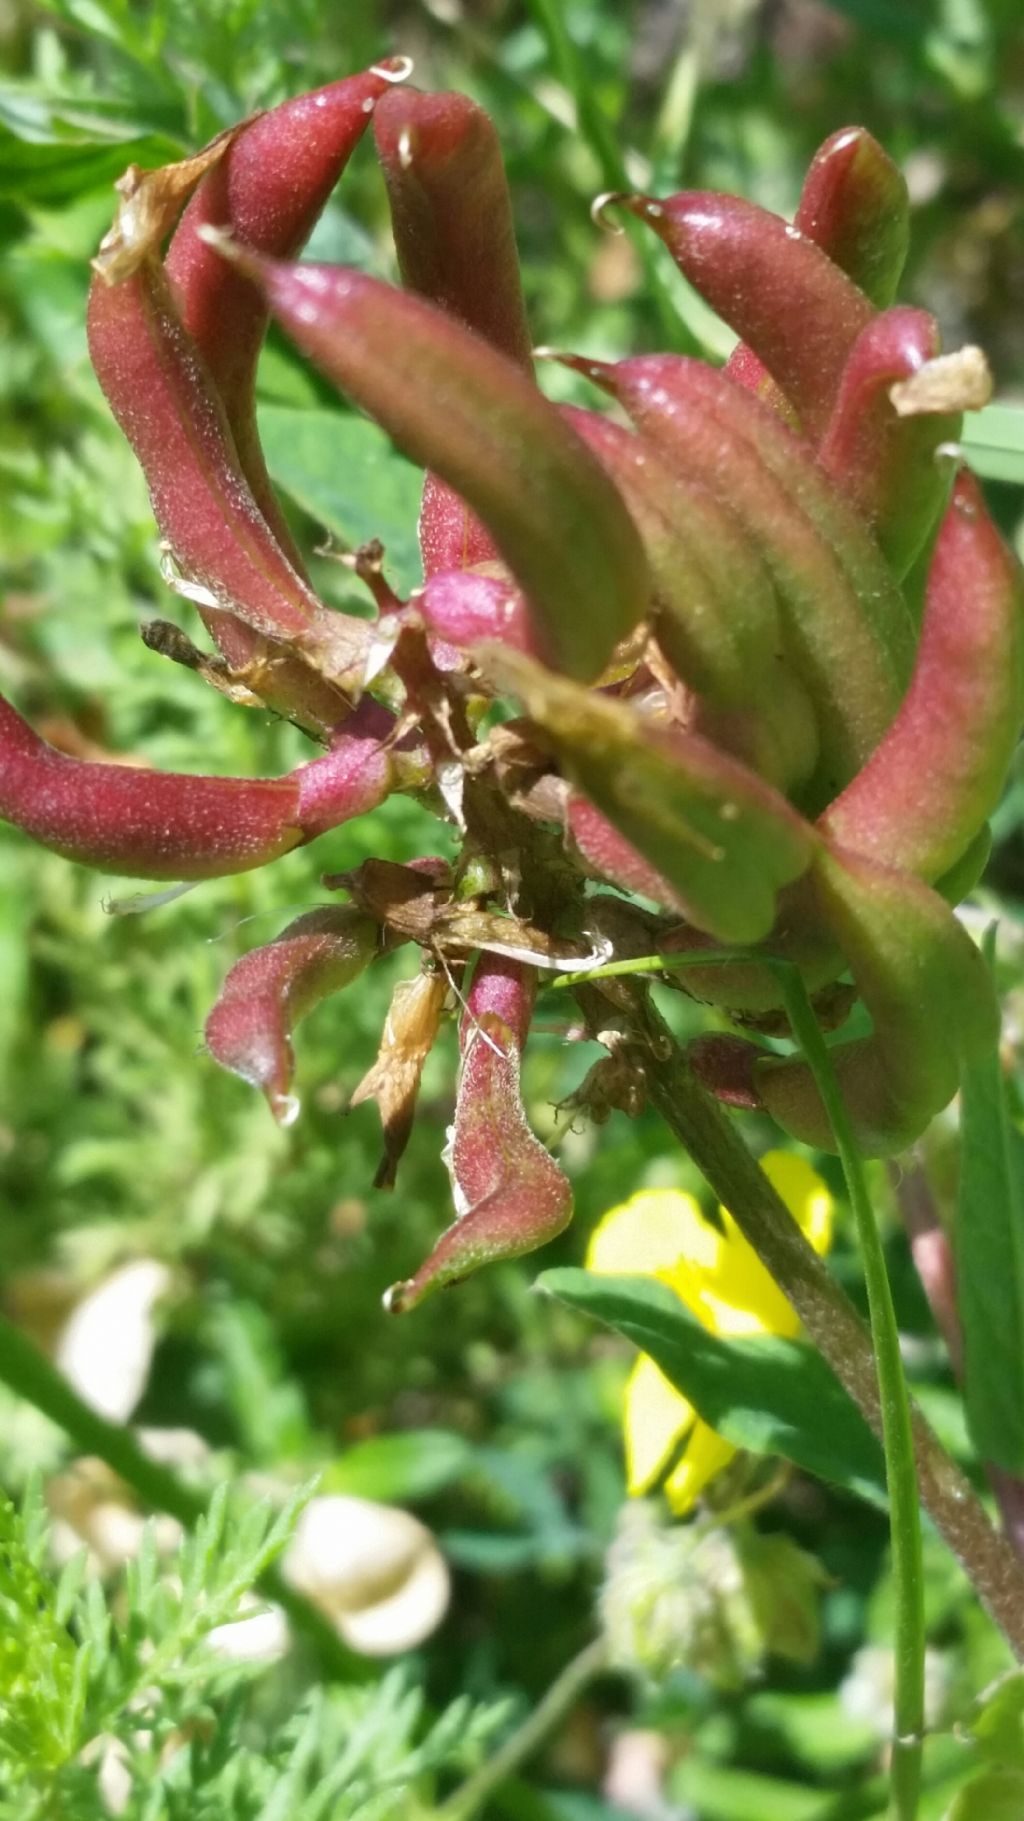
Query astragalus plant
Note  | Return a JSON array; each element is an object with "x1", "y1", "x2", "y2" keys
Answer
[{"x1": 3, "y1": 58, "x2": 1024, "y2": 1755}]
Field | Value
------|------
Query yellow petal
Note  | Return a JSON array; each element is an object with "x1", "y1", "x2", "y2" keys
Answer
[
  {"x1": 686, "y1": 1236, "x2": 799, "y2": 1339},
  {"x1": 663, "y1": 1420, "x2": 738, "y2": 1517},
  {"x1": 622, "y1": 1354, "x2": 695, "y2": 1494},
  {"x1": 760, "y1": 1149, "x2": 834, "y2": 1256},
  {"x1": 665, "y1": 1149, "x2": 834, "y2": 1342},
  {"x1": 586, "y1": 1188, "x2": 719, "y2": 1278}
]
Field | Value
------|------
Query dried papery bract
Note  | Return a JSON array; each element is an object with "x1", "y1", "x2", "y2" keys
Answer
[{"x1": 351, "y1": 968, "x2": 448, "y2": 1186}]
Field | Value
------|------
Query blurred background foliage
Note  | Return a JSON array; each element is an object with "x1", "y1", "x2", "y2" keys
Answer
[{"x1": 1, "y1": 1, "x2": 1023, "y2": 1816}]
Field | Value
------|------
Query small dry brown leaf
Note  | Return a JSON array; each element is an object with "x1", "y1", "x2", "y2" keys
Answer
[{"x1": 351, "y1": 970, "x2": 447, "y2": 1186}]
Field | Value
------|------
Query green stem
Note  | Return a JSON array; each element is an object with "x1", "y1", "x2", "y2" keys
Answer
[
  {"x1": 520, "y1": 0, "x2": 702, "y2": 353},
  {"x1": 777, "y1": 967, "x2": 923, "y2": 1821},
  {"x1": 440, "y1": 1637, "x2": 607, "y2": 1821},
  {"x1": 0, "y1": 1312, "x2": 366, "y2": 1682},
  {"x1": 570, "y1": 975, "x2": 1024, "y2": 1660}
]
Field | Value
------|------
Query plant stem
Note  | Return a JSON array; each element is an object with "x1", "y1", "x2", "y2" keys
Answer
[
  {"x1": 0, "y1": 1311, "x2": 366, "y2": 1682},
  {"x1": 592, "y1": 984, "x2": 1024, "y2": 1660},
  {"x1": 778, "y1": 967, "x2": 923, "y2": 1821},
  {"x1": 440, "y1": 1636, "x2": 607, "y2": 1820},
  {"x1": 896, "y1": 1159, "x2": 1024, "y2": 1560}
]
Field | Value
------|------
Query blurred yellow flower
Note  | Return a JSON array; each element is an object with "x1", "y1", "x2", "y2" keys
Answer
[{"x1": 586, "y1": 1151, "x2": 833, "y2": 1515}]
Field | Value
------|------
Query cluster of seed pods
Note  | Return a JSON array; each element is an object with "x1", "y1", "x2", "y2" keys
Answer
[{"x1": 2, "y1": 62, "x2": 1021, "y2": 1308}]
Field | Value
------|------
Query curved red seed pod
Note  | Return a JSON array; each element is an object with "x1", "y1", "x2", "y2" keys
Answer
[
  {"x1": 214, "y1": 246, "x2": 649, "y2": 683},
  {"x1": 205, "y1": 906, "x2": 378, "y2": 1122},
  {"x1": 794, "y1": 127, "x2": 910, "y2": 309},
  {"x1": 0, "y1": 692, "x2": 393, "y2": 878},
  {"x1": 291, "y1": 699, "x2": 396, "y2": 837},
  {"x1": 413, "y1": 567, "x2": 541, "y2": 655},
  {"x1": 687, "y1": 1033, "x2": 763, "y2": 1108},
  {"x1": 723, "y1": 128, "x2": 909, "y2": 404},
  {"x1": 576, "y1": 353, "x2": 912, "y2": 802},
  {"x1": 0, "y1": 690, "x2": 300, "y2": 877},
  {"x1": 622, "y1": 191, "x2": 873, "y2": 437},
  {"x1": 385, "y1": 957, "x2": 572, "y2": 1312},
  {"x1": 87, "y1": 258, "x2": 323, "y2": 644},
  {"x1": 375, "y1": 85, "x2": 531, "y2": 579},
  {"x1": 374, "y1": 86, "x2": 533, "y2": 368},
  {"x1": 166, "y1": 66, "x2": 396, "y2": 556},
  {"x1": 721, "y1": 341, "x2": 794, "y2": 415},
  {"x1": 822, "y1": 472, "x2": 1024, "y2": 883},
  {"x1": 818, "y1": 307, "x2": 957, "y2": 577},
  {"x1": 657, "y1": 902, "x2": 842, "y2": 1016}
]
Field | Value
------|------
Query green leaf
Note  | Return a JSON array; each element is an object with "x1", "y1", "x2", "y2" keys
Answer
[
  {"x1": 956, "y1": 934, "x2": 1024, "y2": 1473},
  {"x1": 537, "y1": 1268, "x2": 886, "y2": 1504},
  {"x1": 672, "y1": 1756, "x2": 833, "y2": 1821},
  {"x1": 322, "y1": 1429, "x2": 473, "y2": 1503},
  {"x1": 944, "y1": 1768, "x2": 1024, "y2": 1821},
  {"x1": 0, "y1": 124, "x2": 178, "y2": 204},
  {"x1": 963, "y1": 403, "x2": 1024, "y2": 487},
  {"x1": 957, "y1": 1667, "x2": 1024, "y2": 1769},
  {"x1": 258, "y1": 404, "x2": 424, "y2": 596}
]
